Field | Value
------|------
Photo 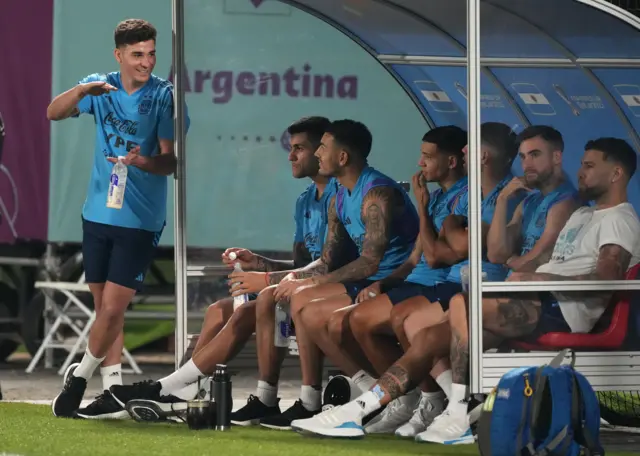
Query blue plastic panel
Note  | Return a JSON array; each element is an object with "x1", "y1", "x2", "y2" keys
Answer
[
  {"x1": 490, "y1": 67, "x2": 640, "y2": 211},
  {"x1": 388, "y1": 0, "x2": 566, "y2": 58},
  {"x1": 290, "y1": 0, "x2": 463, "y2": 56},
  {"x1": 492, "y1": 0, "x2": 640, "y2": 58},
  {"x1": 392, "y1": 64, "x2": 524, "y2": 129},
  {"x1": 592, "y1": 68, "x2": 640, "y2": 137}
]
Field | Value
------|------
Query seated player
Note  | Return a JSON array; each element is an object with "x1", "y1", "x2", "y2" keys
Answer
[
  {"x1": 487, "y1": 125, "x2": 581, "y2": 273},
  {"x1": 288, "y1": 137, "x2": 640, "y2": 442},
  {"x1": 238, "y1": 119, "x2": 420, "y2": 430},
  {"x1": 106, "y1": 117, "x2": 339, "y2": 420},
  {"x1": 353, "y1": 122, "x2": 522, "y2": 436},
  {"x1": 318, "y1": 126, "x2": 468, "y2": 434}
]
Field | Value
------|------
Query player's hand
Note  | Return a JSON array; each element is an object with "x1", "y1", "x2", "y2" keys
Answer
[
  {"x1": 356, "y1": 281, "x2": 382, "y2": 303},
  {"x1": 412, "y1": 171, "x2": 430, "y2": 213},
  {"x1": 274, "y1": 277, "x2": 312, "y2": 302},
  {"x1": 81, "y1": 81, "x2": 118, "y2": 96},
  {"x1": 228, "y1": 271, "x2": 267, "y2": 296},
  {"x1": 499, "y1": 177, "x2": 531, "y2": 201},
  {"x1": 222, "y1": 248, "x2": 257, "y2": 270},
  {"x1": 106, "y1": 146, "x2": 144, "y2": 166}
]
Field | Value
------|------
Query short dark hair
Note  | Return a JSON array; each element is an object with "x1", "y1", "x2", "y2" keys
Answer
[
  {"x1": 482, "y1": 122, "x2": 518, "y2": 166},
  {"x1": 585, "y1": 137, "x2": 637, "y2": 179},
  {"x1": 517, "y1": 125, "x2": 564, "y2": 152},
  {"x1": 325, "y1": 119, "x2": 373, "y2": 161},
  {"x1": 422, "y1": 125, "x2": 467, "y2": 166},
  {"x1": 114, "y1": 19, "x2": 157, "y2": 48},
  {"x1": 287, "y1": 116, "x2": 331, "y2": 150}
]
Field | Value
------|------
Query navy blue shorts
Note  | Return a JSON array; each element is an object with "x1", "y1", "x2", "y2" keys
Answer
[
  {"x1": 342, "y1": 280, "x2": 376, "y2": 300},
  {"x1": 526, "y1": 292, "x2": 572, "y2": 339},
  {"x1": 386, "y1": 281, "x2": 463, "y2": 311},
  {"x1": 82, "y1": 218, "x2": 163, "y2": 291}
]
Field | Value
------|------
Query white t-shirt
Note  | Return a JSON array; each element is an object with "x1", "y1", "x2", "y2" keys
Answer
[{"x1": 536, "y1": 202, "x2": 640, "y2": 333}]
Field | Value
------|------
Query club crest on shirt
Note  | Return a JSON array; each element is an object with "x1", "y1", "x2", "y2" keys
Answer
[{"x1": 138, "y1": 96, "x2": 153, "y2": 115}]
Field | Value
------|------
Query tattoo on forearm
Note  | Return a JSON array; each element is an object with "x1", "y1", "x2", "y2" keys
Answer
[
  {"x1": 594, "y1": 244, "x2": 632, "y2": 280},
  {"x1": 377, "y1": 364, "x2": 414, "y2": 401},
  {"x1": 255, "y1": 256, "x2": 294, "y2": 273},
  {"x1": 322, "y1": 187, "x2": 394, "y2": 283},
  {"x1": 450, "y1": 330, "x2": 469, "y2": 385},
  {"x1": 319, "y1": 198, "x2": 351, "y2": 271}
]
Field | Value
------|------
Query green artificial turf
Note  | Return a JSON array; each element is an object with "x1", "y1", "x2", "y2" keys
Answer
[{"x1": 0, "y1": 404, "x2": 638, "y2": 456}]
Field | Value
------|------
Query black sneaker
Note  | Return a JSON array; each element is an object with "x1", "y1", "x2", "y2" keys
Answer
[
  {"x1": 259, "y1": 399, "x2": 319, "y2": 430},
  {"x1": 230, "y1": 395, "x2": 281, "y2": 426},
  {"x1": 109, "y1": 380, "x2": 183, "y2": 409},
  {"x1": 52, "y1": 363, "x2": 87, "y2": 418},
  {"x1": 75, "y1": 390, "x2": 129, "y2": 420},
  {"x1": 126, "y1": 397, "x2": 189, "y2": 423}
]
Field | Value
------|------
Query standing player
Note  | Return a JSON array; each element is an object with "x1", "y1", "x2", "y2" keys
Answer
[{"x1": 47, "y1": 19, "x2": 189, "y2": 418}]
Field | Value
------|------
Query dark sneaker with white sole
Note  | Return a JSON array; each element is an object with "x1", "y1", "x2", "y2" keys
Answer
[
  {"x1": 126, "y1": 398, "x2": 189, "y2": 423},
  {"x1": 109, "y1": 380, "x2": 183, "y2": 409},
  {"x1": 75, "y1": 390, "x2": 129, "y2": 420},
  {"x1": 230, "y1": 395, "x2": 281, "y2": 426},
  {"x1": 52, "y1": 363, "x2": 87, "y2": 418},
  {"x1": 259, "y1": 399, "x2": 319, "y2": 430}
]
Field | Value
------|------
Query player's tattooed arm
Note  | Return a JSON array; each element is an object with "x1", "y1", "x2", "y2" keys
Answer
[
  {"x1": 311, "y1": 186, "x2": 394, "y2": 285},
  {"x1": 261, "y1": 242, "x2": 312, "y2": 284},
  {"x1": 513, "y1": 244, "x2": 632, "y2": 282}
]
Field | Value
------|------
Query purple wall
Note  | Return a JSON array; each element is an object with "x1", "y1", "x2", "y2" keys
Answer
[{"x1": 0, "y1": 0, "x2": 53, "y2": 242}]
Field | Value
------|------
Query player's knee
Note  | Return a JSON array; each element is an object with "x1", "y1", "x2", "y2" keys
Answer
[
  {"x1": 256, "y1": 287, "x2": 276, "y2": 320},
  {"x1": 327, "y1": 312, "x2": 346, "y2": 343},
  {"x1": 348, "y1": 304, "x2": 370, "y2": 336},
  {"x1": 99, "y1": 303, "x2": 126, "y2": 326},
  {"x1": 389, "y1": 304, "x2": 410, "y2": 338},
  {"x1": 205, "y1": 298, "x2": 233, "y2": 326},
  {"x1": 228, "y1": 302, "x2": 255, "y2": 332},
  {"x1": 448, "y1": 293, "x2": 467, "y2": 316}
]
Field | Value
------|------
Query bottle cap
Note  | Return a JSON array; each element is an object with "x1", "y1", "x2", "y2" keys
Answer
[{"x1": 117, "y1": 156, "x2": 126, "y2": 162}]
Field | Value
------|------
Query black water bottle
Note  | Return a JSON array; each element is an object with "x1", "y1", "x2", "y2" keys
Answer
[{"x1": 213, "y1": 364, "x2": 232, "y2": 431}]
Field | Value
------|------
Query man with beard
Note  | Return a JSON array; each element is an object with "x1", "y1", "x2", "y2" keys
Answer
[
  {"x1": 487, "y1": 126, "x2": 582, "y2": 273},
  {"x1": 288, "y1": 137, "x2": 640, "y2": 444}
]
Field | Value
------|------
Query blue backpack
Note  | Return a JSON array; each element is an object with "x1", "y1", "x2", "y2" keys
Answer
[{"x1": 477, "y1": 349, "x2": 604, "y2": 456}]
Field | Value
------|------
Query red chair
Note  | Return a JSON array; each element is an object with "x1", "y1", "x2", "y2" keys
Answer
[{"x1": 511, "y1": 263, "x2": 640, "y2": 351}]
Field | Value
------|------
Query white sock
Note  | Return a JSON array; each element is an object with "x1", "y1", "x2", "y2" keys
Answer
[
  {"x1": 435, "y1": 370, "x2": 453, "y2": 398},
  {"x1": 447, "y1": 383, "x2": 468, "y2": 415},
  {"x1": 256, "y1": 380, "x2": 278, "y2": 407},
  {"x1": 300, "y1": 385, "x2": 321, "y2": 411},
  {"x1": 421, "y1": 390, "x2": 445, "y2": 406},
  {"x1": 354, "y1": 390, "x2": 383, "y2": 416},
  {"x1": 351, "y1": 370, "x2": 377, "y2": 392},
  {"x1": 174, "y1": 380, "x2": 203, "y2": 401},
  {"x1": 158, "y1": 359, "x2": 205, "y2": 396},
  {"x1": 74, "y1": 348, "x2": 105, "y2": 380},
  {"x1": 100, "y1": 364, "x2": 122, "y2": 390}
]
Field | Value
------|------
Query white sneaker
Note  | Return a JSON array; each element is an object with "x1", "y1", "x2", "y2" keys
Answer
[
  {"x1": 364, "y1": 389, "x2": 419, "y2": 434},
  {"x1": 395, "y1": 394, "x2": 445, "y2": 438},
  {"x1": 291, "y1": 401, "x2": 365, "y2": 438},
  {"x1": 415, "y1": 408, "x2": 475, "y2": 444}
]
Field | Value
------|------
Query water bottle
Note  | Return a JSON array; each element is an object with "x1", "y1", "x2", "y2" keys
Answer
[
  {"x1": 460, "y1": 265, "x2": 488, "y2": 292},
  {"x1": 232, "y1": 262, "x2": 250, "y2": 311},
  {"x1": 213, "y1": 364, "x2": 232, "y2": 431},
  {"x1": 274, "y1": 301, "x2": 291, "y2": 348},
  {"x1": 106, "y1": 156, "x2": 127, "y2": 209}
]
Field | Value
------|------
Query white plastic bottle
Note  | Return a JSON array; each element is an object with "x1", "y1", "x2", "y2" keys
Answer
[
  {"x1": 274, "y1": 301, "x2": 291, "y2": 348},
  {"x1": 229, "y1": 252, "x2": 249, "y2": 310},
  {"x1": 106, "y1": 157, "x2": 127, "y2": 209}
]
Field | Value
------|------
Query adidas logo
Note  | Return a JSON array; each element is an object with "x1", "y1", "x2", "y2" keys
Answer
[
  {"x1": 109, "y1": 372, "x2": 121, "y2": 377},
  {"x1": 344, "y1": 216, "x2": 352, "y2": 225},
  {"x1": 356, "y1": 400, "x2": 366, "y2": 410},
  {"x1": 135, "y1": 273, "x2": 144, "y2": 282}
]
